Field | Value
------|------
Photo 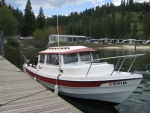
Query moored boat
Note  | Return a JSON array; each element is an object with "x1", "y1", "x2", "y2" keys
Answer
[{"x1": 23, "y1": 46, "x2": 144, "y2": 103}]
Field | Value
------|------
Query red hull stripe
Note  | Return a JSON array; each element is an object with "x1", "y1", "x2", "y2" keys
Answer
[{"x1": 25, "y1": 68, "x2": 141, "y2": 87}]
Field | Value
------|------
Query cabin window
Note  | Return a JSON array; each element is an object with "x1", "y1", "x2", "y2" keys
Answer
[
  {"x1": 80, "y1": 52, "x2": 91, "y2": 61},
  {"x1": 92, "y1": 52, "x2": 99, "y2": 60},
  {"x1": 40, "y1": 54, "x2": 45, "y2": 63},
  {"x1": 46, "y1": 54, "x2": 59, "y2": 65},
  {"x1": 63, "y1": 53, "x2": 78, "y2": 64}
]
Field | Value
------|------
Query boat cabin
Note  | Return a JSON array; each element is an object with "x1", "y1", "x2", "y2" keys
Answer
[
  {"x1": 38, "y1": 46, "x2": 99, "y2": 66},
  {"x1": 35, "y1": 46, "x2": 114, "y2": 77}
]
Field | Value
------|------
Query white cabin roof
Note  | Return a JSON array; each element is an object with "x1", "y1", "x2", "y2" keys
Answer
[{"x1": 39, "y1": 46, "x2": 96, "y2": 54}]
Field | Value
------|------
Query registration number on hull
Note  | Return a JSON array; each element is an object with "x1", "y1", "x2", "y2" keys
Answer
[{"x1": 109, "y1": 81, "x2": 127, "y2": 86}]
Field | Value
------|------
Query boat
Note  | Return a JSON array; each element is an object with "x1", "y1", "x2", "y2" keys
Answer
[{"x1": 23, "y1": 46, "x2": 144, "y2": 103}]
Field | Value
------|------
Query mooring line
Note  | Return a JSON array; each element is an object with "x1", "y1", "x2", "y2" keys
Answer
[{"x1": 0, "y1": 89, "x2": 48, "y2": 107}]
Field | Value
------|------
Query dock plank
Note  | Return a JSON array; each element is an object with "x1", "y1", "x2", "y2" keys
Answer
[{"x1": 0, "y1": 56, "x2": 82, "y2": 113}]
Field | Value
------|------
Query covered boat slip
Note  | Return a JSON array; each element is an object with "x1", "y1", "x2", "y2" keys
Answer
[{"x1": 0, "y1": 56, "x2": 81, "y2": 113}]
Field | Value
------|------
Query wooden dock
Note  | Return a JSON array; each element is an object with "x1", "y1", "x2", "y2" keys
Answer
[{"x1": 0, "y1": 56, "x2": 82, "y2": 113}]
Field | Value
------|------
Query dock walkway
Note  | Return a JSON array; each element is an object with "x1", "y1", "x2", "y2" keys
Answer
[{"x1": 0, "y1": 56, "x2": 81, "y2": 113}]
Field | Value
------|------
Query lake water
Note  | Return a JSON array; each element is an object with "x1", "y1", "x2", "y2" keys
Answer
[{"x1": 4, "y1": 48, "x2": 150, "y2": 113}]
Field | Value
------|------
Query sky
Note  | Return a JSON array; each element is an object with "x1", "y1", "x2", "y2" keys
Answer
[{"x1": 5, "y1": 0, "x2": 150, "y2": 17}]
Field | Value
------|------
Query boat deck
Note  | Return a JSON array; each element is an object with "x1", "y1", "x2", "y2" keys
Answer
[{"x1": 0, "y1": 56, "x2": 81, "y2": 113}]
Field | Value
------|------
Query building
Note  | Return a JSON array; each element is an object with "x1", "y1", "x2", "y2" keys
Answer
[
  {"x1": 48, "y1": 34, "x2": 91, "y2": 44},
  {"x1": 115, "y1": 39, "x2": 127, "y2": 44},
  {"x1": 127, "y1": 39, "x2": 136, "y2": 44},
  {"x1": 19, "y1": 36, "x2": 33, "y2": 40}
]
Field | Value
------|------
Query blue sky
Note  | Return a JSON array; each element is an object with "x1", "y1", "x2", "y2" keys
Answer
[{"x1": 6, "y1": 0, "x2": 149, "y2": 17}]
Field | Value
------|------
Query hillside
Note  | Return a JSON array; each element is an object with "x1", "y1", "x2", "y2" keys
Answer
[{"x1": 0, "y1": 0, "x2": 150, "y2": 47}]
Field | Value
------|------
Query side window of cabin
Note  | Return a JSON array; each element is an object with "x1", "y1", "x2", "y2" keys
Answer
[
  {"x1": 92, "y1": 52, "x2": 99, "y2": 60},
  {"x1": 46, "y1": 54, "x2": 59, "y2": 65},
  {"x1": 63, "y1": 53, "x2": 78, "y2": 64},
  {"x1": 92, "y1": 52, "x2": 100, "y2": 63},
  {"x1": 40, "y1": 54, "x2": 45, "y2": 63},
  {"x1": 46, "y1": 55, "x2": 51, "y2": 64},
  {"x1": 80, "y1": 52, "x2": 91, "y2": 61}
]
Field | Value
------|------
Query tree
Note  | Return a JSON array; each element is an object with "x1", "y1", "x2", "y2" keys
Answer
[
  {"x1": 0, "y1": 6, "x2": 18, "y2": 36},
  {"x1": 32, "y1": 27, "x2": 55, "y2": 48},
  {"x1": 21, "y1": 0, "x2": 35, "y2": 36},
  {"x1": 129, "y1": 0, "x2": 134, "y2": 11},
  {"x1": 143, "y1": 13, "x2": 150, "y2": 39},
  {"x1": 36, "y1": 7, "x2": 45, "y2": 29},
  {"x1": 1, "y1": 0, "x2": 6, "y2": 6},
  {"x1": 120, "y1": 0, "x2": 126, "y2": 16},
  {"x1": 133, "y1": 21, "x2": 138, "y2": 38},
  {"x1": 12, "y1": 7, "x2": 24, "y2": 34}
]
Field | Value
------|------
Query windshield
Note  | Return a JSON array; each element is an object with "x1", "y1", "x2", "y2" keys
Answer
[
  {"x1": 63, "y1": 53, "x2": 78, "y2": 64},
  {"x1": 46, "y1": 54, "x2": 59, "y2": 65},
  {"x1": 80, "y1": 52, "x2": 91, "y2": 61}
]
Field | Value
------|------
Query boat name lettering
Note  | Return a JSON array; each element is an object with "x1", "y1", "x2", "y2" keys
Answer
[{"x1": 109, "y1": 81, "x2": 127, "y2": 86}]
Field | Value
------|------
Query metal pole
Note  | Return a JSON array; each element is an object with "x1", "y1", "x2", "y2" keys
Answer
[
  {"x1": 0, "y1": 31, "x2": 4, "y2": 56},
  {"x1": 134, "y1": 42, "x2": 136, "y2": 53}
]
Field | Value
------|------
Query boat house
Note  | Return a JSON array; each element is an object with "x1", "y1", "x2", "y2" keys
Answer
[{"x1": 49, "y1": 34, "x2": 91, "y2": 44}]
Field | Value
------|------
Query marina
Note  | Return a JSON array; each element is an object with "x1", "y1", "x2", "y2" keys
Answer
[{"x1": 0, "y1": 56, "x2": 81, "y2": 113}]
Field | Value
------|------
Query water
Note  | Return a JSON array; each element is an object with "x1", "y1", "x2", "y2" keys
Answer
[{"x1": 4, "y1": 48, "x2": 150, "y2": 113}]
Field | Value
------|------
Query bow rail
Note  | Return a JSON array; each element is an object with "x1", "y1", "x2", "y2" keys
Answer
[{"x1": 86, "y1": 54, "x2": 145, "y2": 76}]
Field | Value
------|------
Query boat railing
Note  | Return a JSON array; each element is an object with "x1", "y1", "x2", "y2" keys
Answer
[{"x1": 86, "y1": 54, "x2": 145, "y2": 76}]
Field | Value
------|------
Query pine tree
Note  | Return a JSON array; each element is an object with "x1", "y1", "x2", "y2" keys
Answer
[
  {"x1": 120, "y1": 0, "x2": 126, "y2": 16},
  {"x1": 36, "y1": 7, "x2": 45, "y2": 29},
  {"x1": 0, "y1": 6, "x2": 18, "y2": 36},
  {"x1": 133, "y1": 21, "x2": 138, "y2": 38},
  {"x1": 1, "y1": 0, "x2": 6, "y2": 6},
  {"x1": 129, "y1": 0, "x2": 134, "y2": 11},
  {"x1": 143, "y1": 13, "x2": 150, "y2": 39},
  {"x1": 21, "y1": 0, "x2": 35, "y2": 36}
]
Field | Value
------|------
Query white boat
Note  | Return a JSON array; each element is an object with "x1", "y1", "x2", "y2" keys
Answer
[{"x1": 23, "y1": 46, "x2": 144, "y2": 103}]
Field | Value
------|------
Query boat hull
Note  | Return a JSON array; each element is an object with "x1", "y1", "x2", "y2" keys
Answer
[
  {"x1": 38, "y1": 78, "x2": 142, "y2": 103},
  {"x1": 23, "y1": 65, "x2": 142, "y2": 104}
]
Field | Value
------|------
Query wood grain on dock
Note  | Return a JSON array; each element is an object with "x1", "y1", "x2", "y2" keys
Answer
[{"x1": 0, "y1": 56, "x2": 82, "y2": 113}]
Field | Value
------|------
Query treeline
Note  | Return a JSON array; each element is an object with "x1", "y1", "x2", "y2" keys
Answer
[
  {"x1": 0, "y1": 0, "x2": 150, "y2": 42},
  {"x1": 51, "y1": 0, "x2": 150, "y2": 40}
]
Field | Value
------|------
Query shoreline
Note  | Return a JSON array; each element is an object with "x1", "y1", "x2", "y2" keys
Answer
[{"x1": 97, "y1": 45, "x2": 150, "y2": 50}]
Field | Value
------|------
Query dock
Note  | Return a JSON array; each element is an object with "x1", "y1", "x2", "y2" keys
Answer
[{"x1": 0, "y1": 56, "x2": 82, "y2": 113}]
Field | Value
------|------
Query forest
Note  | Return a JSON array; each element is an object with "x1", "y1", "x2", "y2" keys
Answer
[{"x1": 0, "y1": 0, "x2": 150, "y2": 47}]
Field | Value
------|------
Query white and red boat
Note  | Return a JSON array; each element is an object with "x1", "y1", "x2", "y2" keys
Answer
[{"x1": 23, "y1": 46, "x2": 144, "y2": 103}]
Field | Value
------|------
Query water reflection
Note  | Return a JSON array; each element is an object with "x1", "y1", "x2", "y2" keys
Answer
[
  {"x1": 60, "y1": 95, "x2": 118, "y2": 113},
  {"x1": 4, "y1": 48, "x2": 150, "y2": 113}
]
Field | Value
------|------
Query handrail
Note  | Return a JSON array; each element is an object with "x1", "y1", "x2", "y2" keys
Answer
[
  {"x1": 86, "y1": 54, "x2": 145, "y2": 77},
  {"x1": 93, "y1": 54, "x2": 145, "y2": 61},
  {"x1": 23, "y1": 55, "x2": 30, "y2": 64}
]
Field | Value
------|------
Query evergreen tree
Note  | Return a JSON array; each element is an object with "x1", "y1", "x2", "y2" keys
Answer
[
  {"x1": 118, "y1": 15, "x2": 125, "y2": 38},
  {"x1": 0, "y1": 6, "x2": 18, "y2": 36},
  {"x1": 36, "y1": 7, "x2": 45, "y2": 29},
  {"x1": 21, "y1": 0, "x2": 35, "y2": 36},
  {"x1": 120, "y1": 0, "x2": 126, "y2": 16},
  {"x1": 1, "y1": 0, "x2": 6, "y2": 6},
  {"x1": 143, "y1": 13, "x2": 150, "y2": 39},
  {"x1": 13, "y1": 7, "x2": 24, "y2": 34},
  {"x1": 129, "y1": 0, "x2": 134, "y2": 11},
  {"x1": 124, "y1": 13, "x2": 131, "y2": 36},
  {"x1": 133, "y1": 21, "x2": 138, "y2": 38}
]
